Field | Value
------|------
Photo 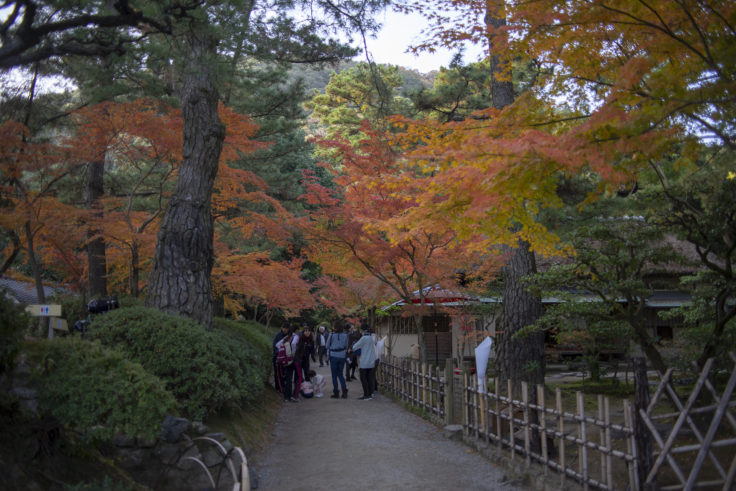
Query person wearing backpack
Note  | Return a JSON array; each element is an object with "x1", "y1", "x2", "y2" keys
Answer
[
  {"x1": 272, "y1": 323, "x2": 290, "y2": 389},
  {"x1": 276, "y1": 329, "x2": 298, "y2": 402},
  {"x1": 326, "y1": 321, "x2": 349, "y2": 399}
]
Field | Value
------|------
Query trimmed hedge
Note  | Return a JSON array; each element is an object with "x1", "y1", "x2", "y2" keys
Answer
[
  {"x1": 89, "y1": 307, "x2": 269, "y2": 420},
  {"x1": 34, "y1": 339, "x2": 176, "y2": 442}
]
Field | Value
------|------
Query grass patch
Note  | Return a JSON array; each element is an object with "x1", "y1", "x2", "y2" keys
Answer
[{"x1": 206, "y1": 385, "x2": 283, "y2": 456}]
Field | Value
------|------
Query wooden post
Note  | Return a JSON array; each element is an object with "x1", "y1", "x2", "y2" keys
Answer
[
  {"x1": 577, "y1": 391, "x2": 589, "y2": 490},
  {"x1": 624, "y1": 400, "x2": 640, "y2": 491},
  {"x1": 445, "y1": 358, "x2": 455, "y2": 425},
  {"x1": 598, "y1": 394, "x2": 606, "y2": 486},
  {"x1": 463, "y1": 371, "x2": 469, "y2": 435},
  {"x1": 604, "y1": 396, "x2": 613, "y2": 489},
  {"x1": 522, "y1": 381, "x2": 531, "y2": 465},
  {"x1": 633, "y1": 357, "x2": 654, "y2": 490},
  {"x1": 538, "y1": 384, "x2": 548, "y2": 472},
  {"x1": 495, "y1": 380, "x2": 502, "y2": 447},
  {"x1": 480, "y1": 374, "x2": 487, "y2": 439},
  {"x1": 422, "y1": 362, "x2": 427, "y2": 409},
  {"x1": 508, "y1": 379, "x2": 515, "y2": 459},
  {"x1": 557, "y1": 388, "x2": 566, "y2": 488}
]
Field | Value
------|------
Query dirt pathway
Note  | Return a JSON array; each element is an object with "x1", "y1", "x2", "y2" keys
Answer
[{"x1": 252, "y1": 363, "x2": 527, "y2": 490}]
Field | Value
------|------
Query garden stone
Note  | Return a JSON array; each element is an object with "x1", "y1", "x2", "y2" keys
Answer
[
  {"x1": 161, "y1": 415, "x2": 189, "y2": 443},
  {"x1": 189, "y1": 421, "x2": 209, "y2": 435}
]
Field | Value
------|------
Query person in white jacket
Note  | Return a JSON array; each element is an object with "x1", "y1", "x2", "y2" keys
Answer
[{"x1": 351, "y1": 323, "x2": 377, "y2": 400}]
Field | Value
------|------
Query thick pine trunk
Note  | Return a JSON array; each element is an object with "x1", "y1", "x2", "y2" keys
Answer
[
  {"x1": 145, "y1": 31, "x2": 225, "y2": 330},
  {"x1": 497, "y1": 242, "x2": 546, "y2": 387},
  {"x1": 86, "y1": 159, "x2": 107, "y2": 299},
  {"x1": 485, "y1": 2, "x2": 545, "y2": 389}
]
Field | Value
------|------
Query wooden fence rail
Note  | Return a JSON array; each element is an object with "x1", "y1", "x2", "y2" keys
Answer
[{"x1": 377, "y1": 354, "x2": 736, "y2": 491}]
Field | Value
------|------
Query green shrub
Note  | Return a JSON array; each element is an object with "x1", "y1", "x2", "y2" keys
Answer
[
  {"x1": 33, "y1": 339, "x2": 176, "y2": 442},
  {"x1": 89, "y1": 307, "x2": 269, "y2": 420},
  {"x1": 212, "y1": 317, "x2": 272, "y2": 382},
  {"x1": 0, "y1": 292, "x2": 28, "y2": 375}
]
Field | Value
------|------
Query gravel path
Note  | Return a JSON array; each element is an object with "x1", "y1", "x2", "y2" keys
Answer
[{"x1": 252, "y1": 363, "x2": 527, "y2": 491}]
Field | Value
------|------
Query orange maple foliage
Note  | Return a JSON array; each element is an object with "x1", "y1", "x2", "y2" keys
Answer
[
  {"x1": 0, "y1": 119, "x2": 86, "y2": 291},
  {"x1": 301, "y1": 123, "x2": 494, "y2": 360},
  {"x1": 213, "y1": 250, "x2": 314, "y2": 325}
]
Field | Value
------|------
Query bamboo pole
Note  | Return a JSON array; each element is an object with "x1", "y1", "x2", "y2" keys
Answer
[
  {"x1": 598, "y1": 394, "x2": 605, "y2": 486},
  {"x1": 523, "y1": 381, "x2": 531, "y2": 465},
  {"x1": 577, "y1": 391, "x2": 589, "y2": 491},
  {"x1": 463, "y1": 371, "x2": 469, "y2": 435},
  {"x1": 495, "y1": 380, "x2": 502, "y2": 447},
  {"x1": 421, "y1": 362, "x2": 427, "y2": 410},
  {"x1": 557, "y1": 388, "x2": 566, "y2": 488},
  {"x1": 538, "y1": 384, "x2": 549, "y2": 472},
  {"x1": 604, "y1": 397, "x2": 613, "y2": 489},
  {"x1": 473, "y1": 374, "x2": 479, "y2": 438},
  {"x1": 445, "y1": 358, "x2": 454, "y2": 425},
  {"x1": 624, "y1": 400, "x2": 639, "y2": 491},
  {"x1": 480, "y1": 376, "x2": 487, "y2": 439},
  {"x1": 508, "y1": 379, "x2": 515, "y2": 459}
]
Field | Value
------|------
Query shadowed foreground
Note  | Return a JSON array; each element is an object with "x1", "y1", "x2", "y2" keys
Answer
[{"x1": 253, "y1": 364, "x2": 527, "y2": 490}]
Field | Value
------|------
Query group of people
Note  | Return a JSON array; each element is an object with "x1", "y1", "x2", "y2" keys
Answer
[{"x1": 272, "y1": 320, "x2": 383, "y2": 403}]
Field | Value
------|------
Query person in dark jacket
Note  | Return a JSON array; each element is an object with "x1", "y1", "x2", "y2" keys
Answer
[
  {"x1": 297, "y1": 325, "x2": 316, "y2": 381},
  {"x1": 345, "y1": 324, "x2": 360, "y2": 381},
  {"x1": 272, "y1": 323, "x2": 290, "y2": 389}
]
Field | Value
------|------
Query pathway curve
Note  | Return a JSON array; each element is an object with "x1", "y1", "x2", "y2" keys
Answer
[{"x1": 252, "y1": 363, "x2": 527, "y2": 490}]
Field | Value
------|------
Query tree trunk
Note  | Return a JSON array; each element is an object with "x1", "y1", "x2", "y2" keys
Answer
[
  {"x1": 497, "y1": 241, "x2": 545, "y2": 387},
  {"x1": 128, "y1": 242, "x2": 139, "y2": 297},
  {"x1": 86, "y1": 159, "x2": 107, "y2": 299},
  {"x1": 486, "y1": 2, "x2": 546, "y2": 391},
  {"x1": 412, "y1": 312, "x2": 427, "y2": 363},
  {"x1": 145, "y1": 31, "x2": 225, "y2": 330}
]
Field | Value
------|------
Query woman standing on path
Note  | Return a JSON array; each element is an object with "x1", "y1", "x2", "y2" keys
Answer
[
  {"x1": 326, "y1": 322, "x2": 349, "y2": 399},
  {"x1": 352, "y1": 323, "x2": 377, "y2": 400}
]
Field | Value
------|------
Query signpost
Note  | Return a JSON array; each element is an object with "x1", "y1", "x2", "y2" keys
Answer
[
  {"x1": 25, "y1": 304, "x2": 64, "y2": 339},
  {"x1": 25, "y1": 304, "x2": 62, "y2": 317}
]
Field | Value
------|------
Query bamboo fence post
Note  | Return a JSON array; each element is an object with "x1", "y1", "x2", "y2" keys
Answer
[
  {"x1": 412, "y1": 361, "x2": 417, "y2": 405},
  {"x1": 604, "y1": 396, "x2": 613, "y2": 489},
  {"x1": 538, "y1": 384, "x2": 548, "y2": 472},
  {"x1": 473, "y1": 373, "x2": 480, "y2": 439},
  {"x1": 577, "y1": 391, "x2": 589, "y2": 491},
  {"x1": 557, "y1": 388, "x2": 566, "y2": 488},
  {"x1": 436, "y1": 365, "x2": 441, "y2": 417},
  {"x1": 508, "y1": 379, "x2": 515, "y2": 459},
  {"x1": 495, "y1": 380, "x2": 502, "y2": 447},
  {"x1": 623, "y1": 400, "x2": 640, "y2": 491},
  {"x1": 480, "y1": 374, "x2": 487, "y2": 439},
  {"x1": 463, "y1": 371, "x2": 469, "y2": 435},
  {"x1": 445, "y1": 358, "x2": 454, "y2": 425},
  {"x1": 633, "y1": 357, "x2": 653, "y2": 489},
  {"x1": 598, "y1": 394, "x2": 605, "y2": 486},
  {"x1": 422, "y1": 362, "x2": 427, "y2": 410},
  {"x1": 523, "y1": 381, "x2": 531, "y2": 465}
]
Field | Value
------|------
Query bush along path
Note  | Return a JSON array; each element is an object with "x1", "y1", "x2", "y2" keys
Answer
[{"x1": 252, "y1": 364, "x2": 528, "y2": 490}]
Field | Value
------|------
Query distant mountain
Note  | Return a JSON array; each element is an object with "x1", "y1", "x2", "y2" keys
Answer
[{"x1": 288, "y1": 61, "x2": 435, "y2": 95}]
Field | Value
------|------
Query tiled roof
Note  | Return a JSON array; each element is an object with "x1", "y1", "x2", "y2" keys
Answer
[{"x1": 0, "y1": 277, "x2": 64, "y2": 304}]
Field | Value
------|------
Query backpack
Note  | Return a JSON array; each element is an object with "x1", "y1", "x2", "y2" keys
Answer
[{"x1": 276, "y1": 341, "x2": 294, "y2": 366}]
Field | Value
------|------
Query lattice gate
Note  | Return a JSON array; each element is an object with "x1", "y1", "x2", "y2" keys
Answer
[{"x1": 637, "y1": 353, "x2": 736, "y2": 490}]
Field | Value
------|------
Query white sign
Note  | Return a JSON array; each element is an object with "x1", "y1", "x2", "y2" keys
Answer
[
  {"x1": 25, "y1": 304, "x2": 61, "y2": 317},
  {"x1": 474, "y1": 336, "x2": 493, "y2": 394}
]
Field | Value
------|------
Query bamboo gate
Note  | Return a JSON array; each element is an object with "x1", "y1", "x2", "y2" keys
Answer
[{"x1": 377, "y1": 354, "x2": 736, "y2": 491}]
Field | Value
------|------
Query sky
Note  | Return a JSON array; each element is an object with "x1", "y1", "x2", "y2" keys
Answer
[{"x1": 354, "y1": 9, "x2": 484, "y2": 73}]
